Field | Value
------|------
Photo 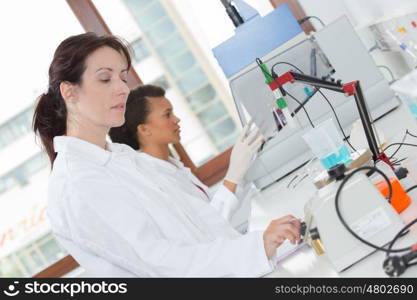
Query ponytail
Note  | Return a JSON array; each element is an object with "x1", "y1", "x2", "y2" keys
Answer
[
  {"x1": 109, "y1": 124, "x2": 139, "y2": 150},
  {"x1": 33, "y1": 91, "x2": 67, "y2": 167},
  {"x1": 109, "y1": 84, "x2": 166, "y2": 150}
]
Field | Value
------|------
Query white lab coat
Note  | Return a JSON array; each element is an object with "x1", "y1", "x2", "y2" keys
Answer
[
  {"x1": 135, "y1": 151, "x2": 240, "y2": 221},
  {"x1": 47, "y1": 136, "x2": 274, "y2": 277}
]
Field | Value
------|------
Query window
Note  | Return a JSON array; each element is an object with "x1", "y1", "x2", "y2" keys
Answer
[
  {"x1": 155, "y1": 34, "x2": 187, "y2": 60},
  {"x1": 0, "y1": 233, "x2": 67, "y2": 277},
  {"x1": 165, "y1": 51, "x2": 196, "y2": 78},
  {"x1": 0, "y1": 0, "x2": 83, "y2": 277},
  {"x1": 0, "y1": 106, "x2": 34, "y2": 151},
  {"x1": 0, "y1": 175, "x2": 15, "y2": 195},
  {"x1": 150, "y1": 75, "x2": 170, "y2": 90},
  {"x1": 146, "y1": 17, "x2": 176, "y2": 45},
  {"x1": 37, "y1": 234, "x2": 68, "y2": 265},
  {"x1": 186, "y1": 84, "x2": 217, "y2": 110},
  {"x1": 130, "y1": 1, "x2": 165, "y2": 30},
  {"x1": 176, "y1": 66, "x2": 207, "y2": 95},
  {"x1": 0, "y1": 152, "x2": 48, "y2": 196},
  {"x1": 207, "y1": 117, "x2": 237, "y2": 146},
  {"x1": 131, "y1": 37, "x2": 149, "y2": 63},
  {"x1": 0, "y1": 256, "x2": 24, "y2": 277},
  {"x1": 197, "y1": 100, "x2": 228, "y2": 126},
  {"x1": 20, "y1": 152, "x2": 48, "y2": 180}
]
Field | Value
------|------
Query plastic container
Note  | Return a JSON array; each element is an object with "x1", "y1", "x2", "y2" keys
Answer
[
  {"x1": 302, "y1": 118, "x2": 351, "y2": 169},
  {"x1": 403, "y1": 96, "x2": 417, "y2": 119},
  {"x1": 370, "y1": 161, "x2": 411, "y2": 214}
]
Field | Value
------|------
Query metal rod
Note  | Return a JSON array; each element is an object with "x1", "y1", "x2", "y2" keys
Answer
[
  {"x1": 290, "y1": 72, "x2": 344, "y2": 93},
  {"x1": 352, "y1": 82, "x2": 380, "y2": 160}
]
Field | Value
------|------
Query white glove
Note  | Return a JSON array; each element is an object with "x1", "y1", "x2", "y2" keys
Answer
[{"x1": 224, "y1": 122, "x2": 264, "y2": 184}]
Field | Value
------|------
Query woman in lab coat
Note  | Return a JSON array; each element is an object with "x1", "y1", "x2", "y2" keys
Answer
[
  {"x1": 109, "y1": 84, "x2": 259, "y2": 221},
  {"x1": 33, "y1": 32, "x2": 301, "y2": 277}
]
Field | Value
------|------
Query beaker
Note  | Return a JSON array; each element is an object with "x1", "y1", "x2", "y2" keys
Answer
[
  {"x1": 302, "y1": 118, "x2": 351, "y2": 169},
  {"x1": 402, "y1": 95, "x2": 417, "y2": 119}
]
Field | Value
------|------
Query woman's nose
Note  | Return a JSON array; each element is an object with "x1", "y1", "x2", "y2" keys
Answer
[{"x1": 118, "y1": 79, "x2": 130, "y2": 95}]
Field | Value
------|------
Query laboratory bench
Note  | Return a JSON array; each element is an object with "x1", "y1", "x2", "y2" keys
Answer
[{"x1": 248, "y1": 104, "x2": 417, "y2": 277}]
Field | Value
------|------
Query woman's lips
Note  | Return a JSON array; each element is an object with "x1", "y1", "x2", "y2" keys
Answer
[{"x1": 111, "y1": 103, "x2": 125, "y2": 111}]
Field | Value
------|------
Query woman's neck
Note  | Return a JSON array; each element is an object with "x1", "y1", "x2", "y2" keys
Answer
[
  {"x1": 141, "y1": 143, "x2": 170, "y2": 161},
  {"x1": 66, "y1": 120, "x2": 108, "y2": 150}
]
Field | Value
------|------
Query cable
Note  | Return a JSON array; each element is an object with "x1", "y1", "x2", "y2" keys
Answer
[
  {"x1": 382, "y1": 142, "x2": 417, "y2": 153},
  {"x1": 388, "y1": 129, "x2": 417, "y2": 161},
  {"x1": 256, "y1": 58, "x2": 273, "y2": 80},
  {"x1": 271, "y1": 61, "x2": 303, "y2": 77},
  {"x1": 293, "y1": 88, "x2": 320, "y2": 115},
  {"x1": 270, "y1": 62, "x2": 315, "y2": 128},
  {"x1": 377, "y1": 65, "x2": 396, "y2": 83},
  {"x1": 285, "y1": 90, "x2": 315, "y2": 128},
  {"x1": 387, "y1": 218, "x2": 417, "y2": 255},
  {"x1": 270, "y1": 61, "x2": 357, "y2": 152},
  {"x1": 383, "y1": 216, "x2": 417, "y2": 276},
  {"x1": 393, "y1": 157, "x2": 407, "y2": 165},
  {"x1": 318, "y1": 90, "x2": 358, "y2": 153},
  {"x1": 257, "y1": 58, "x2": 314, "y2": 128},
  {"x1": 406, "y1": 185, "x2": 417, "y2": 193},
  {"x1": 388, "y1": 130, "x2": 408, "y2": 160},
  {"x1": 406, "y1": 130, "x2": 417, "y2": 139},
  {"x1": 335, "y1": 166, "x2": 414, "y2": 253},
  {"x1": 221, "y1": 0, "x2": 244, "y2": 28},
  {"x1": 298, "y1": 15, "x2": 325, "y2": 28},
  {"x1": 368, "y1": 42, "x2": 381, "y2": 53}
]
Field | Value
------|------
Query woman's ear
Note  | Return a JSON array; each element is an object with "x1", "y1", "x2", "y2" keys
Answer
[
  {"x1": 137, "y1": 124, "x2": 151, "y2": 137},
  {"x1": 60, "y1": 81, "x2": 78, "y2": 103}
]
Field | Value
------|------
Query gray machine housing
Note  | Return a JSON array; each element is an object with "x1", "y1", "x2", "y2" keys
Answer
[{"x1": 229, "y1": 16, "x2": 400, "y2": 189}]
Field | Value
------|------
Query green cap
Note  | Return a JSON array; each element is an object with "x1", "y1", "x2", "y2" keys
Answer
[{"x1": 276, "y1": 97, "x2": 287, "y2": 109}]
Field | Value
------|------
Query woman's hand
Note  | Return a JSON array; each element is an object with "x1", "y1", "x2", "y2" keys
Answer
[
  {"x1": 263, "y1": 215, "x2": 301, "y2": 260},
  {"x1": 224, "y1": 122, "x2": 264, "y2": 185}
]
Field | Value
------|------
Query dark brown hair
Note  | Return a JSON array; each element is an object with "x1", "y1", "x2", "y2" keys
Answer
[
  {"x1": 109, "y1": 84, "x2": 165, "y2": 150},
  {"x1": 33, "y1": 32, "x2": 132, "y2": 167}
]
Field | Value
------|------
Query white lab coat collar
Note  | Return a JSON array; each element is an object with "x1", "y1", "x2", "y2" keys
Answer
[{"x1": 53, "y1": 136, "x2": 136, "y2": 166}]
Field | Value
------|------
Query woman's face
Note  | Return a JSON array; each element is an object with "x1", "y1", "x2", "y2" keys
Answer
[
  {"x1": 139, "y1": 97, "x2": 181, "y2": 146},
  {"x1": 70, "y1": 46, "x2": 130, "y2": 130}
]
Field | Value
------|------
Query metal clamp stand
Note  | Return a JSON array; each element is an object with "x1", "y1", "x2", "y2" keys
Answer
[{"x1": 272, "y1": 71, "x2": 392, "y2": 167}]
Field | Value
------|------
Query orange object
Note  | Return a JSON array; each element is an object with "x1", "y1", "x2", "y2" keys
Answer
[{"x1": 375, "y1": 178, "x2": 411, "y2": 213}]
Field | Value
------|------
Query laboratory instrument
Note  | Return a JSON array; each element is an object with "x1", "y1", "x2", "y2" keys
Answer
[{"x1": 302, "y1": 163, "x2": 404, "y2": 272}]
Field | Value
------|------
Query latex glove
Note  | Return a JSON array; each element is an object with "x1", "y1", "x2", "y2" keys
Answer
[{"x1": 224, "y1": 122, "x2": 264, "y2": 184}]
